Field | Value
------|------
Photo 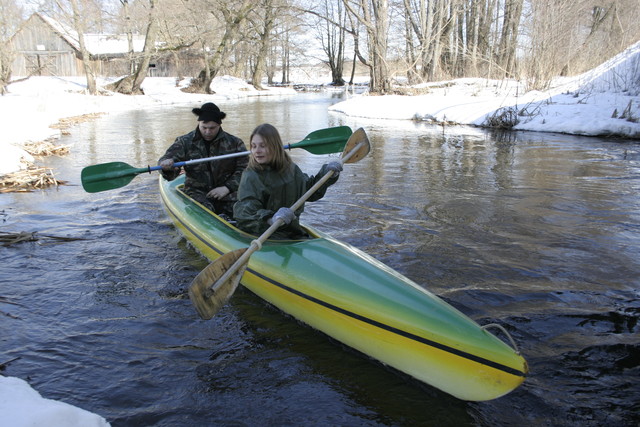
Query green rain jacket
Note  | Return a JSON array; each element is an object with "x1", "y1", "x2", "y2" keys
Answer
[
  {"x1": 158, "y1": 127, "x2": 248, "y2": 215},
  {"x1": 233, "y1": 162, "x2": 339, "y2": 239}
]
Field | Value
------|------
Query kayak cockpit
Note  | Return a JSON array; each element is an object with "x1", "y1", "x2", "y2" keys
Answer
[{"x1": 175, "y1": 183, "x2": 322, "y2": 241}]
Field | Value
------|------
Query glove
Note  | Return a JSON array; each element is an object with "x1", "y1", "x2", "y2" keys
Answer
[
  {"x1": 325, "y1": 161, "x2": 343, "y2": 176},
  {"x1": 159, "y1": 159, "x2": 175, "y2": 171},
  {"x1": 158, "y1": 159, "x2": 178, "y2": 180},
  {"x1": 268, "y1": 207, "x2": 295, "y2": 226}
]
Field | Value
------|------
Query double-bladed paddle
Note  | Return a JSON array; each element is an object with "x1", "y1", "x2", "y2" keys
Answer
[
  {"x1": 80, "y1": 126, "x2": 353, "y2": 193},
  {"x1": 188, "y1": 128, "x2": 371, "y2": 320}
]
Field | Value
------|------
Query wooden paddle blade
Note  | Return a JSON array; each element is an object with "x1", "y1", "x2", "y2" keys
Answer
[
  {"x1": 342, "y1": 128, "x2": 370, "y2": 163},
  {"x1": 188, "y1": 248, "x2": 249, "y2": 320}
]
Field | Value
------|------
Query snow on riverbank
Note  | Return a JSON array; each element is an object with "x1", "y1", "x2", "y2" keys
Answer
[
  {"x1": 329, "y1": 41, "x2": 640, "y2": 139},
  {"x1": 0, "y1": 376, "x2": 110, "y2": 427},
  {"x1": 2, "y1": 41, "x2": 639, "y2": 177},
  {"x1": 0, "y1": 75, "x2": 295, "y2": 176}
]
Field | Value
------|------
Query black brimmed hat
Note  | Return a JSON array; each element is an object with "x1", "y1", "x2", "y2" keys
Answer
[{"x1": 192, "y1": 102, "x2": 226, "y2": 123}]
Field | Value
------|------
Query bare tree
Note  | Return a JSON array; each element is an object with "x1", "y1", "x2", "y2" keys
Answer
[
  {"x1": 107, "y1": 0, "x2": 158, "y2": 94},
  {"x1": 0, "y1": 0, "x2": 24, "y2": 94},
  {"x1": 19, "y1": 0, "x2": 640, "y2": 94},
  {"x1": 343, "y1": 0, "x2": 390, "y2": 93},
  {"x1": 280, "y1": 29, "x2": 290, "y2": 83},
  {"x1": 559, "y1": 0, "x2": 640, "y2": 76},
  {"x1": 129, "y1": 0, "x2": 158, "y2": 93},
  {"x1": 66, "y1": 0, "x2": 98, "y2": 94},
  {"x1": 274, "y1": 4, "x2": 311, "y2": 85},
  {"x1": 297, "y1": 0, "x2": 350, "y2": 85},
  {"x1": 190, "y1": 0, "x2": 254, "y2": 93},
  {"x1": 249, "y1": 0, "x2": 279, "y2": 89},
  {"x1": 520, "y1": 0, "x2": 640, "y2": 90},
  {"x1": 496, "y1": 0, "x2": 524, "y2": 78},
  {"x1": 118, "y1": 0, "x2": 135, "y2": 73},
  {"x1": 321, "y1": 0, "x2": 347, "y2": 85},
  {"x1": 401, "y1": 0, "x2": 432, "y2": 82}
]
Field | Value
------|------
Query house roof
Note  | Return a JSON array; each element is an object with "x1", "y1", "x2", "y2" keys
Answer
[{"x1": 38, "y1": 13, "x2": 147, "y2": 56}]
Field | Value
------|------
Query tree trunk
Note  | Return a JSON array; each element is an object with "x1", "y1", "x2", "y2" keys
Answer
[
  {"x1": 467, "y1": 0, "x2": 481, "y2": 76},
  {"x1": 69, "y1": 0, "x2": 97, "y2": 95},
  {"x1": 251, "y1": 0, "x2": 276, "y2": 90},
  {"x1": 281, "y1": 31, "x2": 289, "y2": 84},
  {"x1": 427, "y1": 1, "x2": 446, "y2": 80},
  {"x1": 497, "y1": 0, "x2": 524, "y2": 77},
  {"x1": 344, "y1": 0, "x2": 390, "y2": 93},
  {"x1": 325, "y1": 0, "x2": 346, "y2": 85},
  {"x1": 130, "y1": 0, "x2": 158, "y2": 94}
]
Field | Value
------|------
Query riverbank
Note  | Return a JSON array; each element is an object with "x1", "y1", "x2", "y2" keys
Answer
[
  {"x1": 0, "y1": 42, "x2": 640, "y2": 180},
  {"x1": 330, "y1": 41, "x2": 640, "y2": 139},
  {"x1": 2, "y1": 40, "x2": 639, "y2": 179},
  {"x1": 0, "y1": 75, "x2": 296, "y2": 178}
]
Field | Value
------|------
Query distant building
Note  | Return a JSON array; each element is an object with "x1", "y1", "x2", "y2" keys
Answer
[{"x1": 9, "y1": 13, "x2": 198, "y2": 78}]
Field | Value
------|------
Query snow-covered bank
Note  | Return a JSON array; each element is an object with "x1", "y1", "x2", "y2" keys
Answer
[
  {"x1": 329, "y1": 41, "x2": 640, "y2": 139},
  {"x1": 2, "y1": 41, "x2": 639, "y2": 176},
  {"x1": 0, "y1": 376, "x2": 110, "y2": 427},
  {"x1": 0, "y1": 75, "x2": 295, "y2": 176},
  {"x1": 1, "y1": 41, "x2": 638, "y2": 175}
]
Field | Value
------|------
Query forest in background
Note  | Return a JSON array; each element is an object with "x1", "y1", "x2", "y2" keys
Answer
[{"x1": 1, "y1": 0, "x2": 639, "y2": 95}]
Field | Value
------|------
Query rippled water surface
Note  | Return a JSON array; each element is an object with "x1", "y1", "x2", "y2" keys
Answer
[{"x1": 1, "y1": 93, "x2": 639, "y2": 426}]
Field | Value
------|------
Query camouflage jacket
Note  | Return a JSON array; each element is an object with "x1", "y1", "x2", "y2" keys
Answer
[
  {"x1": 233, "y1": 162, "x2": 339, "y2": 238},
  {"x1": 158, "y1": 127, "x2": 248, "y2": 200}
]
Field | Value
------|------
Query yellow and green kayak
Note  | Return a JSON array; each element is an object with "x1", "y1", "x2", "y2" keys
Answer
[{"x1": 160, "y1": 175, "x2": 527, "y2": 401}]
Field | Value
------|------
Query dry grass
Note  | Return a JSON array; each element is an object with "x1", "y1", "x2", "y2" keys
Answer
[
  {"x1": 0, "y1": 113, "x2": 103, "y2": 192},
  {"x1": 0, "y1": 166, "x2": 66, "y2": 193},
  {"x1": 49, "y1": 112, "x2": 104, "y2": 135},
  {"x1": 21, "y1": 139, "x2": 71, "y2": 156}
]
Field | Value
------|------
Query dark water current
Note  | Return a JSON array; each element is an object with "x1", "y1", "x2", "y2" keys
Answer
[{"x1": 1, "y1": 93, "x2": 639, "y2": 426}]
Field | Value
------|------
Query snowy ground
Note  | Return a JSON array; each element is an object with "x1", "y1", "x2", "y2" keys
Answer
[
  {"x1": 2, "y1": 40, "x2": 639, "y2": 177},
  {"x1": 330, "y1": 41, "x2": 640, "y2": 138},
  {"x1": 0, "y1": 376, "x2": 110, "y2": 427},
  {"x1": 0, "y1": 41, "x2": 638, "y2": 425},
  {"x1": 2, "y1": 41, "x2": 639, "y2": 177},
  {"x1": 0, "y1": 75, "x2": 297, "y2": 175}
]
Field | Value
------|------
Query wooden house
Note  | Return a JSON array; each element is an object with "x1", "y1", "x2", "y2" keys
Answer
[{"x1": 10, "y1": 13, "x2": 151, "y2": 77}]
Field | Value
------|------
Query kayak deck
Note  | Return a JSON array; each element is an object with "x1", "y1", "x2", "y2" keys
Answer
[{"x1": 159, "y1": 175, "x2": 527, "y2": 401}]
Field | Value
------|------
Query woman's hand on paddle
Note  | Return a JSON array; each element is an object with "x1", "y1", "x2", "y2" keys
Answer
[
  {"x1": 268, "y1": 207, "x2": 295, "y2": 226},
  {"x1": 325, "y1": 161, "x2": 343, "y2": 177}
]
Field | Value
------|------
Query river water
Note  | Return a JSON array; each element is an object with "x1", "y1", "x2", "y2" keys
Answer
[{"x1": 1, "y1": 93, "x2": 638, "y2": 426}]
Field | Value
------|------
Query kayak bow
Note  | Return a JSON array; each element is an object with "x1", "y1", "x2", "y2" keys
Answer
[{"x1": 159, "y1": 175, "x2": 527, "y2": 401}]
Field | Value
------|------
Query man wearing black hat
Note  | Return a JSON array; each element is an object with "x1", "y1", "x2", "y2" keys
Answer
[{"x1": 158, "y1": 102, "x2": 248, "y2": 219}]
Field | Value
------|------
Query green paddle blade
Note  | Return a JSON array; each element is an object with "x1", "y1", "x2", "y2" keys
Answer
[
  {"x1": 81, "y1": 161, "x2": 149, "y2": 193},
  {"x1": 288, "y1": 126, "x2": 352, "y2": 154}
]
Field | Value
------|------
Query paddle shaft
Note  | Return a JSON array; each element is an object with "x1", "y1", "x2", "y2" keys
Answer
[
  {"x1": 84, "y1": 143, "x2": 305, "y2": 185},
  {"x1": 155, "y1": 151, "x2": 247, "y2": 171},
  {"x1": 209, "y1": 140, "x2": 367, "y2": 294},
  {"x1": 82, "y1": 126, "x2": 352, "y2": 193},
  {"x1": 153, "y1": 139, "x2": 317, "y2": 172}
]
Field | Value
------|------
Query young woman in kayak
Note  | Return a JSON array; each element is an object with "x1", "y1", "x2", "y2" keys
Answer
[{"x1": 233, "y1": 123, "x2": 342, "y2": 239}]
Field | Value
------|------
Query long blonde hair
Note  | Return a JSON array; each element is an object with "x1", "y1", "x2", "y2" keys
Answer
[{"x1": 247, "y1": 123, "x2": 292, "y2": 173}]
